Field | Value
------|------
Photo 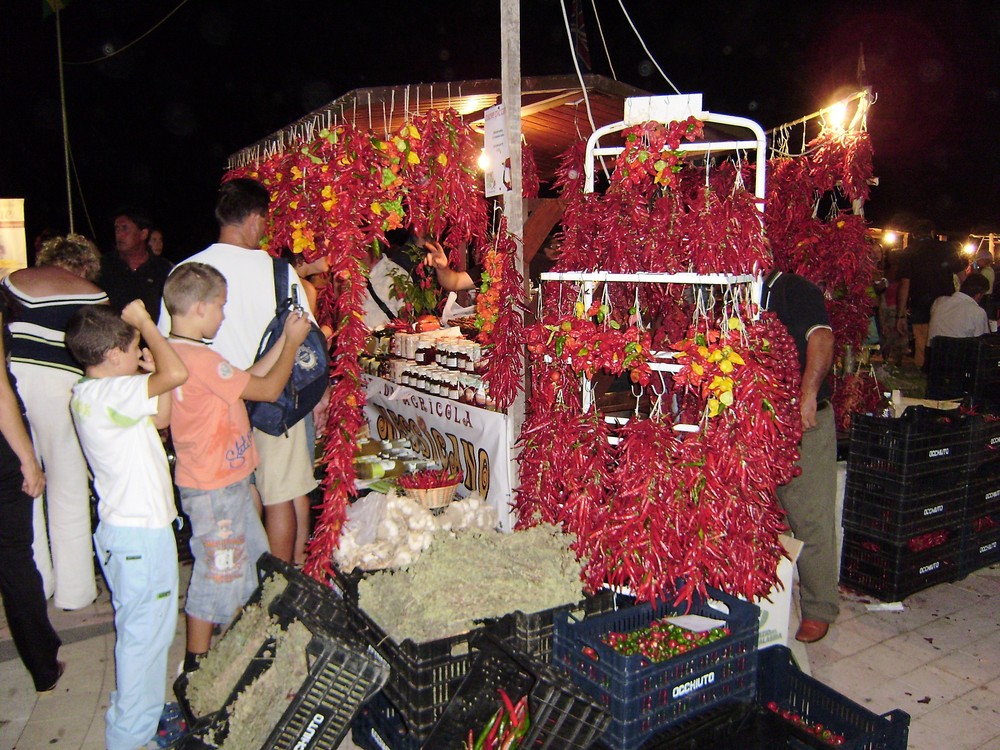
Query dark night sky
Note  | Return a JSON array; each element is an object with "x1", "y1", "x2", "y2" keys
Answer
[{"x1": 3, "y1": 0, "x2": 999, "y2": 262}]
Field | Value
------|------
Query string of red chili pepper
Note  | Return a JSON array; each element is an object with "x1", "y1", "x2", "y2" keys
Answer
[
  {"x1": 831, "y1": 369, "x2": 881, "y2": 432},
  {"x1": 520, "y1": 143, "x2": 540, "y2": 199},
  {"x1": 514, "y1": 365, "x2": 611, "y2": 564},
  {"x1": 479, "y1": 220, "x2": 527, "y2": 411}
]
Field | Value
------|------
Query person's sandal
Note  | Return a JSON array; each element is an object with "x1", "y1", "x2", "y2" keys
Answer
[{"x1": 153, "y1": 702, "x2": 188, "y2": 748}]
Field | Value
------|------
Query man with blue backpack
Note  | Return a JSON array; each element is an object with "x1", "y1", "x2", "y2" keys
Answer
[{"x1": 159, "y1": 178, "x2": 326, "y2": 566}]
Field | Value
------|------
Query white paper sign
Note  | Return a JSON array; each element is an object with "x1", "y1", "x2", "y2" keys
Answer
[
  {"x1": 483, "y1": 103, "x2": 510, "y2": 198},
  {"x1": 363, "y1": 375, "x2": 514, "y2": 530}
]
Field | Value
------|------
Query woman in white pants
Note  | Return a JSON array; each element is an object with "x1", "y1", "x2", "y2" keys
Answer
[{"x1": 2, "y1": 235, "x2": 108, "y2": 609}]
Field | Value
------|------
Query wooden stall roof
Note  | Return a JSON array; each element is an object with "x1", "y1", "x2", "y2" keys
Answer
[{"x1": 226, "y1": 74, "x2": 650, "y2": 180}]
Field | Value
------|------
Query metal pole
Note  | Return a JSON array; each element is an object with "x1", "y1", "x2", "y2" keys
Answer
[{"x1": 55, "y1": 5, "x2": 74, "y2": 232}]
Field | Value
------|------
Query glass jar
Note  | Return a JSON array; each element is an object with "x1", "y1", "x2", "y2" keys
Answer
[
  {"x1": 415, "y1": 336, "x2": 435, "y2": 365},
  {"x1": 446, "y1": 373, "x2": 460, "y2": 400}
]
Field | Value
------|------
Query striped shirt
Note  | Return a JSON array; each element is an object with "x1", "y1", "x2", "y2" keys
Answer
[{"x1": 2, "y1": 276, "x2": 108, "y2": 375}]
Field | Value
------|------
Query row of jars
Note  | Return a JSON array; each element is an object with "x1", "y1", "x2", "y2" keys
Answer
[
  {"x1": 360, "y1": 355, "x2": 499, "y2": 410},
  {"x1": 393, "y1": 333, "x2": 484, "y2": 373},
  {"x1": 403, "y1": 365, "x2": 496, "y2": 409}
]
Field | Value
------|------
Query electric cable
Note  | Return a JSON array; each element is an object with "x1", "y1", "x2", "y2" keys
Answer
[
  {"x1": 66, "y1": 0, "x2": 192, "y2": 65},
  {"x1": 590, "y1": 0, "x2": 618, "y2": 81},
  {"x1": 617, "y1": 0, "x2": 682, "y2": 94},
  {"x1": 559, "y1": 0, "x2": 597, "y2": 135}
]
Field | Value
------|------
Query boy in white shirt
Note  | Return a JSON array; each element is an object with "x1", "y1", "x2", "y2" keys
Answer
[{"x1": 66, "y1": 301, "x2": 188, "y2": 750}]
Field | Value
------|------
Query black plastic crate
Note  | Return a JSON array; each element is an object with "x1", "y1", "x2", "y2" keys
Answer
[
  {"x1": 329, "y1": 562, "x2": 368, "y2": 604},
  {"x1": 928, "y1": 335, "x2": 1000, "y2": 400},
  {"x1": 424, "y1": 634, "x2": 611, "y2": 749},
  {"x1": 352, "y1": 690, "x2": 422, "y2": 750},
  {"x1": 483, "y1": 590, "x2": 629, "y2": 663},
  {"x1": 967, "y1": 415, "x2": 1000, "y2": 473},
  {"x1": 928, "y1": 335, "x2": 1000, "y2": 398},
  {"x1": 927, "y1": 336, "x2": 979, "y2": 399},
  {"x1": 552, "y1": 587, "x2": 759, "y2": 750},
  {"x1": 348, "y1": 599, "x2": 483, "y2": 741},
  {"x1": 964, "y1": 474, "x2": 1000, "y2": 520},
  {"x1": 840, "y1": 527, "x2": 961, "y2": 601},
  {"x1": 252, "y1": 553, "x2": 356, "y2": 635},
  {"x1": 177, "y1": 630, "x2": 389, "y2": 750},
  {"x1": 175, "y1": 553, "x2": 367, "y2": 729},
  {"x1": 638, "y1": 646, "x2": 909, "y2": 750},
  {"x1": 842, "y1": 481, "x2": 964, "y2": 544},
  {"x1": 847, "y1": 408, "x2": 970, "y2": 481},
  {"x1": 960, "y1": 514, "x2": 1000, "y2": 577},
  {"x1": 845, "y1": 463, "x2": 958, "y2": 504}
]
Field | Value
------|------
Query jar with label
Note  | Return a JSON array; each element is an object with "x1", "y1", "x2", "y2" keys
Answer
[
  {"x1": 415, "y1": 337, "x2": 435, "y2": 365},
  {"x1": 444, "y1": 342, "x2": 458, "y2": 369},
  {"x1": 410, "y1": 368, "x2": 425, "y2": 392},
  {"x1": 446, "y1": 372, "x2": 461, "y2": 400},
  {"x1": 454, "y1": 341, "x2": 470, "y2": 372},
  {"x1": 426, "y1": 369, "x2": 441, "y2": 396}
]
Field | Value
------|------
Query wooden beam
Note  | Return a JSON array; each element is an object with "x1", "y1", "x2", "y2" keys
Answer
[{"x1": 523, "y1": 198, "x2": 567, "y2": 263}]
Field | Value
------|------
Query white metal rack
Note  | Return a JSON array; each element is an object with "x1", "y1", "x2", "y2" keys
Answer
[{"x1": 535, "y1": 95, "x2": 769, "y2": 421}]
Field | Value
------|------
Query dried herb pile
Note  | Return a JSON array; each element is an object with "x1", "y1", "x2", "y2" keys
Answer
[{"x1": 357, "y1": 525, "x2": 582, "y2": 643}]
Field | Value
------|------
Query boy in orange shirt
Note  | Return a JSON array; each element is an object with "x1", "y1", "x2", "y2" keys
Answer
[{"x1": 162, "y1": 263, "x2": 311, "y2": 672}]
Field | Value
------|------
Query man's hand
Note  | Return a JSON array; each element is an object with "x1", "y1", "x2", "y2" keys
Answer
[
  {"x1": 800, "y1": 394, "x2": 819, "y2": 431},
  {"x1": 283, "y1": 308, "x2": 312, "y2": 347},
  {"x1": 895, "y1": 317, "x2": 908, "y2": 336},
  {"x1": 121, "y1": 299, "x2": 153, "y2": 330},
  {"x1": 422, "y1": 239, "x2": 450, "y2": 270}
]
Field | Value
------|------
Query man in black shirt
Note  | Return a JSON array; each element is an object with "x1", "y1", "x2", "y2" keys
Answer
[
  {"x1": 99, "y1": 209, "x2": 173, "y2": 323},
  {"x1": 763, "y1": 269, "x2": 838, "y2": 643},
  {"x1": 895, "y1": 219, "x2": 969, "y2": 370}
]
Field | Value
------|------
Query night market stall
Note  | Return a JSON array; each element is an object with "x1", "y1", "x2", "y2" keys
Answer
[{"x1": 173, "y1": 78, "x2": 922, "y2": 750}]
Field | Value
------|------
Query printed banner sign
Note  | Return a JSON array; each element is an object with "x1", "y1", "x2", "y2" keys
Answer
[
  {"x1": 364, "y1": 375, "x2": 515, "y2": 530},
  {"x1": 0, "y1": 199, "x2": 28, "y2": 277},
  {"x1": 483, "y1": 103, "x2": 511, "y2": 198}
]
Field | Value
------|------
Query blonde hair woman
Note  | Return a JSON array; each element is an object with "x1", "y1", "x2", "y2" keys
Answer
[{"x1": 1, "y1": 234, "x2": 108, "y2": 609}]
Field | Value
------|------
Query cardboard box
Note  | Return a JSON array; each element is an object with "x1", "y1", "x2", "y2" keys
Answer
[
  {"x1": 753, "y1": 534, "x2": 804, "y2": 649},
  {"x1": 891, "y1": 390, "x2": 961, "y2": 416}
]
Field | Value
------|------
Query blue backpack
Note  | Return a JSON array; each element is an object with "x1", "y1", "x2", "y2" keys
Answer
[{"x1": 246, "y1": 257, "x2": 330, "y2": 436}]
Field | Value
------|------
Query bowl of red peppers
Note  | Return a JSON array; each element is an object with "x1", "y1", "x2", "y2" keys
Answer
[{"x1": 398, "y1": 467, "x2": 464, "y2": 510}]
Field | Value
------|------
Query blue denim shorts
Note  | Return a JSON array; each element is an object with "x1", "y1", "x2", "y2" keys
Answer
[{"x1": 179, "y1": 477, "x2": 269, "y2": 625}]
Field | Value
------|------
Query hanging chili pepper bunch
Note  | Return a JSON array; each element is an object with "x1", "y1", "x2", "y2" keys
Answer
[
  {"x1": 613, "y1": 117, "x2": 704, "y2": 193},
  {"x1": 831, "y1": 367, "x2": 882, "y2": 432},
  {"x1": 520, "y1": 142, "x2": 540, "y2": 199},
  {"x1": 514, "y1": 362, "x2": 612, "y2": 564},
  {"x1": 403, "y1": 109, "x2": 490, "y2": 266},
  {"x1": 301, "y1": 127, "x2": 384, "y2": 581},
  {"x1": 762, "y1": 128, "x2": 880, "y2": 424},
  {"x1": 680, "y1": 167, "x2": 771, "y2": 275},
  {"x1": 808, "y1": 129, "x2": 875, "y2": 203},
  {"x1": 580, "y1": 408, "x2": 681, "y2": 601},
  {"x1": 522, "y1": 304, "x2": 653, "y2": 387},
  {"x1": 655, "y1": 309, "x2": 801, "y2": 607},
  {"x1": 478, "y1": 220, "x2": 526, "y2": 411}
]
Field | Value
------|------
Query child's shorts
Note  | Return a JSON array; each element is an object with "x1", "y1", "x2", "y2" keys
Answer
[{"x1": 179, "y1": 477, "x2": 269, "y2": 626}]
